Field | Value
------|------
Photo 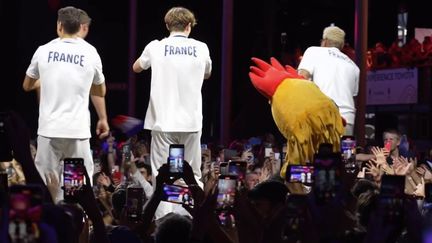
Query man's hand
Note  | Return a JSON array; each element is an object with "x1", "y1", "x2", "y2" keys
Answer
[{"x1": 96, "y1": 119, "x2": 110, "y2": 139}]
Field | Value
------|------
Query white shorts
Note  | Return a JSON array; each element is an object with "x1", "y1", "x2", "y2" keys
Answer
[{"x1": 35, "y1": 136, "x2": 94, "y2": 202}]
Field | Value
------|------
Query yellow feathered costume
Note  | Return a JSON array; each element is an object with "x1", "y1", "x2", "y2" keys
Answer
[{"x1": 249, "y1": 57, "x2": 344, "y2": 178}]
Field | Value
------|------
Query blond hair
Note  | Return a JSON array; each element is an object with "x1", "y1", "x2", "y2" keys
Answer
[
  {"x1": 164, "y1": 7, "x2": 197, "y2": 32},
  {"x1": 322, "y1": 26, "x2": 345, "y2": 49}
]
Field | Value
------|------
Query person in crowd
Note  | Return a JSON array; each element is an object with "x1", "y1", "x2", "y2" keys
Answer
[
  {"x1": 297, "y1": 25, "x2": 360, "y2": 135},
  {"x1": 132, "y1": 6, "x2": 212, "y2": 218}
]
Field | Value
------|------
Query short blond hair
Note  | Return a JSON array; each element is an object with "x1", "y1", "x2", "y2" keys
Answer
[
  {"x1": 164, "y1": 7, "x2": 197, "y2": 32},
  {"x1": 322, "y1": 26, "x2": 345, "y2": 49}
]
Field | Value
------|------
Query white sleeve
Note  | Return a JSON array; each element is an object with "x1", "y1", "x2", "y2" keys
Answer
[
  {"x1": 353, "y1": 67, "x2": 360, "y2": 97},
  {"x1": 203, "y1": 44, "x2": 212, "y2": 76},
  {"x1": 138, "y1": 41, "x2": 155, "y2": 70},
  {"x1": 92, "y1": 52, "x2": 105, "y2": 85},
  {"x1": 130, "y1": 170, "x2": 153, "y2": 198},
  {"x1": 25, "y1": 47, "x2": 41, "y2": 79},
  {"x1": 297, "y1": 47, "x2": 316, "y2": 77}
]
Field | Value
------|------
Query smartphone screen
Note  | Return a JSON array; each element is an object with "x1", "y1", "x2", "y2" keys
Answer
[
  {"x1": 341, "y1": 136, "x2": 356, "y2": 160},
  {"x1": 286, "y1": 165, "x2": 314, "y2": 185},
  {"x1": 169, "y1": 144, "x2": 184, "y2": 174},
  {"x1": 341, "y1": 136, "x2": 356, "y2": 173},
  {"x1": 64, "y1": 158, "x2": 85, "y2": 202},
  {"x1": 126, "y1": 187, "x2": 144, "y2": 222},
  {"x1": 379, "y1": 175, "x2": 405, "y2": 222},
  {"x1": 9, "y1": 185, "x2": 43, "y2": 241},
  {"x1": 162, "y1": 184, "x2": 194, "y2": 207},
  {"x1": 228, "y1": 161, "x2": 247, "y2": 180},
  {"x1": 122, "y1": 143, "x2": 131, "y2": 161},
  {"x1": 264, "y1": 147, "x2": 273, "y2": 158},
  {"x1": 384, "y1": 141, "x2": 392, "y2": 152},
  {"x1": 217, "y1": 175, "x2": 237, "y2": 210},
  {"x1": 313, "y1": 154, "x2": 342, "y2": 203}
]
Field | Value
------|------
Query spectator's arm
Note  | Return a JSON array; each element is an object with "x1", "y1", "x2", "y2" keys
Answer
[
  {"x1": 141, "y1": 164, "x2": 177, "y2": 229},
  {"x1": 130, "y1": 165, "x2": 153, "y2": 198},
  {"x1": 78, "y1": 169, "x2": 110, "y2": 243}
]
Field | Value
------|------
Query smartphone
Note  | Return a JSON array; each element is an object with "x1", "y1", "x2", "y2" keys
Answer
[
  {"x1": 286, "y1": 165, "x2": 314, "y2": 185},
  {"x1": 169, "y1": 144, "x2": 185, "y2": 174},
  {"x1": 384, "y1": 141, "x2": 392, "y2": 152},
  {"x1": 313, "y1": 153, "x2": 342, "y2": 204},
  {"x1": 111, "y1": 165, "x2": 122, "y2": 183},
  {"x1": 264, "y1": 147, "x2": 273, "y2": 158},
  {"x1": 219, "y1": 162, "x2": 228, "y2": 175},
  {"x1": 379, "y1": 175, "x2": 405, "y2": 222},
  {"x1": 216, "y1": 175, "x2": 238, "y2": 210},
  {"x1": 64, "y1": 158, "x2": 85, "y2": 202},
  {"x1": 228, "y1": 161, "x2": 247, "y2": 180},
  {"x1": 126, "y1": 187, "x2": 144, "y2": 222},
  {"x1": 9, "y1": 185, "x2": 43, "y2": 241},
  {"x1": 0, "y1": 112, "x2": 13, "y2": 162},
  {"x1": 341, "y1": 136, "x2": 356, "y2": 160},
  {"x1": 341, "y1": 136, "x2": 356, "y2": 173},
  {"x1": 93, "y1": 158, "x2": 101, "y2": 175},
  {"x1": 122, "y1": 143, "x2": 131, "y2": 161},
  {"x1": 161, "y1": 184, "x2": 194, "y2": 207}
]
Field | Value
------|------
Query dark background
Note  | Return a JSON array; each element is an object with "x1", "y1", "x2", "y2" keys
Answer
[{"x1": 1, "y1": 0, "x2": 430, "y2": 146}]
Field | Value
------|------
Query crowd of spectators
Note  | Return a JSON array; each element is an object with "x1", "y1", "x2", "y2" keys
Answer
[{"x1": 2, "y1": 111, "x2": 432, "y2": 243}]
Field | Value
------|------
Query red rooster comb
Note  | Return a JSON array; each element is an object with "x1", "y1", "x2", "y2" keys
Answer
[{"x1": 249, "y1": 57, "x2": 304, "y2": 99}]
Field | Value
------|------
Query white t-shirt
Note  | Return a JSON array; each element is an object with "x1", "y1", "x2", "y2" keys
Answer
[
  {"x1": 137, "y1": 33, "x2": 212, "y2": 132},
  {"x1": 298, "y1": 46, "x2": 359, "y2": 125},
  {"x1": 26, "y1": 37, "x2": 105, "y2": 138}
]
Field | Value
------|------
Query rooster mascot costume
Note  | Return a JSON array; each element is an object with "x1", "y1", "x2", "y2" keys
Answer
[{"x1": 249, "y1": 57, "x2": 344, "y2": 178}]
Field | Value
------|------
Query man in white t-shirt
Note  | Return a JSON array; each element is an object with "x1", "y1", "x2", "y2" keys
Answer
[
  {"x1": 298, "y1": 26, "x2": 359, "y2": 135},
  {"x1": 133, "y1": 6, "x2": 212, "y2": 218},
  {"x1": 22, "y1": 6, "x2": 109, "y2": 203}
]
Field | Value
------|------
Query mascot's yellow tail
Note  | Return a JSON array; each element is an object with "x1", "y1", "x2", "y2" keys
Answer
[{"x1": 271, "y1": 78, "x2": 344, "y2": 178}]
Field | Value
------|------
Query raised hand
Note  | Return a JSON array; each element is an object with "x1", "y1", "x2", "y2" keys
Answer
[
  {"x1": 365, "y1": 160, "x2": 383, "y2": 182},
  {"x1": 393, "y1": 157, "x2": 413, "y2": 176},
  {"x1": 370, "y1": 146, "x2": 387, "y2": 165}
]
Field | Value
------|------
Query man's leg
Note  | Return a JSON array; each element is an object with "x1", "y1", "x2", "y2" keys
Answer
[
  {"x1": 64, "y1": 138, "x2": 94, "y2": 184},
  {"x1": 34, "y1": 136, "x2": 63, "y2": 203},
  {"x1": 344, "y1": 124, "x2": 354, "y2": 136},
  {"x1": 150, "y1": 131, "x2": 176, "y2": 219},
  {"x1": 180, "y1": 130, "x2": 203, "y2": 188}
]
